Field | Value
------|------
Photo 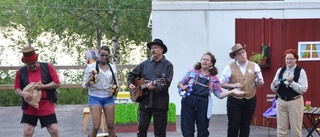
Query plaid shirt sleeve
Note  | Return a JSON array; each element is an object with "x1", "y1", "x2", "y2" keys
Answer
[
  {"x1": 178, "y1": 68, "x2": 197, "y2": 97},
  {"x1": 211, "y1": 75, "x2": 223, "y2": 98}
]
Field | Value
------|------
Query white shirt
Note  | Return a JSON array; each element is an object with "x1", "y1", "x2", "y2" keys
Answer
[
  {"x1": 270, "y1": 64, "x2": 308, "y2": 94},
  {"x1": 220, "y1": 61, "x2": 263, "y2": 83},
  {"x1": 82, "y1": 62, "x2": 118, "y2": 98}
]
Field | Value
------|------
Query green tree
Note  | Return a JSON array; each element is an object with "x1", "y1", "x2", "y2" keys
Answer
[
  {"x1": 0, "y1": 0, "x2": 43, "y2": 47},
  {"x1": 35, "y1": 0, "x2": 151, "y2": 64},
  {"x1": 0, "y1": 0, "x2": 152, "y2": 106},
  {"x1": 0, "y1": 0, "x2": 151, "y2": 65},
  {"x1": 0, "y1": 0, "x2": 68, "y2": 65}
]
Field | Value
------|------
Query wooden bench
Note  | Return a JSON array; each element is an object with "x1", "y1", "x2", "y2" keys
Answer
[{"x1": 83, "y1": 107, "x2": 105, "y2": 133}]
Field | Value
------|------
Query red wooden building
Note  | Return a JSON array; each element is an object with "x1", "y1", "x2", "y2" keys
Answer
[{"x1": 236, "y1": 18, "x2": 320, "y2": 127}]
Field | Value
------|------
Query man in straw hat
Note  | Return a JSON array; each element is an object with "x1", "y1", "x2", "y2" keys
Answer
[
  {"x1": 220, "y1": 43, "x2": 264, "y2": 137},
  {"x1": 127, "y1": 38, "x2": 173, "y2": 137},
  {"x1": 14, "y1": 46, "x2": 61, "y2": 137}
]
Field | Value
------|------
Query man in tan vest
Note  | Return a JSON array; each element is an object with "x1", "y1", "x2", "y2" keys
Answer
[{"x1": 220, "y1": 43, "x2": 264, "y2": 137}]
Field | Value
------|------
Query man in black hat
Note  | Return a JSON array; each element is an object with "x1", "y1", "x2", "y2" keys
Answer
[
  {"x1": 14, "y1": 46, "x2": 61, "y2": 137},
  {"x1": 220, "y1": 43, "x2": 264, "y2": 137},
  {"x1": 127, "y1": 38, "x2": 174, "y2": 137}
]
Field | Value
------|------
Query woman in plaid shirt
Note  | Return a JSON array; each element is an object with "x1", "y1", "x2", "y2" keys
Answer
[{"x1": 178, "y1": 52, "x2": 244, "y2": 137}]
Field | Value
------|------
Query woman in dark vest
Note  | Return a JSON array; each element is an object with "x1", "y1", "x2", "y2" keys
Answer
[{"x1": 271, "y1": 49, "x2": 308, "y2": 137}]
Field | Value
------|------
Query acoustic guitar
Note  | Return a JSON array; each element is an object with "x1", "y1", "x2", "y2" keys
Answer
[{"x1": 130, "y1": 78, "x2": 165, "y2": 102}]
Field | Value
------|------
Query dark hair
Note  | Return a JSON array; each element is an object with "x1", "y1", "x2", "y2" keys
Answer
[
  {"x1": 98, "y1": 45, "x2": 110, "y2": 54},
  {"x1": 284, "y1": 49, "x2": 299, "y2": 59},
  {"x1": 194, "y1": 52, "x2": 218, "y2": 76},
  {"x1": 98, "y1": 45, "x2": 111, "y2": 63}
]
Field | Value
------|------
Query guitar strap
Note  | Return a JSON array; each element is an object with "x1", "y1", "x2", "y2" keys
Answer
[{"x1": 161, "y1": 60, "x2": 168, "y2": 79}]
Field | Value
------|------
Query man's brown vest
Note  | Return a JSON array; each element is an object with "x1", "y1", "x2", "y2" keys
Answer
[{"x1": 229, "y1": 61, "x2": 257, "y2": 99}]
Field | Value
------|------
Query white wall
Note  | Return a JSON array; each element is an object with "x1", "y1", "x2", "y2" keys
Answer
[{"x1": 152, "y1": 0, "x2": 320, "y2": 115}]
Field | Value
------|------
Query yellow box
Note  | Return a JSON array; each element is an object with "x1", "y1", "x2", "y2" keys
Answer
[{"x1": 117, "y1": 92, "x2": 130, "y2": 99}]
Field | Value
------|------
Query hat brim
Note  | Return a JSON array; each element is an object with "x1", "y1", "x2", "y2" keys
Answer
[
  {"x1": 229, "y1": 48, "x2": 245, "y2": 59},
  {"x1": 147, "y1": 42, "x2": 167, "y2": 54},
  {"x1": 22, "y1": 54, "x2": 38, "y2": 63}
]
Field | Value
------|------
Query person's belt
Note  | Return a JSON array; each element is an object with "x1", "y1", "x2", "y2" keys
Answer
[{"x1": 277, "y1": 95, "x2": 301, "y2": 101}]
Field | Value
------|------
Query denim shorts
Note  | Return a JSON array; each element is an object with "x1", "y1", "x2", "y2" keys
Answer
[{"x1": 88, "y1": 95, "x2": 115, "y2": 107}]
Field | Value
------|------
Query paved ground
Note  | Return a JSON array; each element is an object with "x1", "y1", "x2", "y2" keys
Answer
[{"x1": 0, "y1": 105, "x2": 318, "y2": 137}]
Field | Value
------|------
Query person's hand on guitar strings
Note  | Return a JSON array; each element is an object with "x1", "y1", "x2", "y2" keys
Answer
[
  {"x1": 128, "y1": 83, "x2": 136, "y2": 90},
  {"x1": 147, "y1": 81, "x2": 155, "y2": 90}
]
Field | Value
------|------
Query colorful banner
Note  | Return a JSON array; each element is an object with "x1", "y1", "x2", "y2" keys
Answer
[{"x1": 85, "y1": 50, "x2": 98, "y2": 64}]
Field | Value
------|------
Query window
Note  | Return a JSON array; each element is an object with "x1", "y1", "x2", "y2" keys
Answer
[{"x1": 298, "y1": 42, "x2": 320, "y2": 61}]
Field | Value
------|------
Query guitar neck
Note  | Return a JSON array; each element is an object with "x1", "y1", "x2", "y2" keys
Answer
[
  {"x1": 140, "y1": 84, "x2": 148, "y2": 90},
  {"x1": 140, "y1": 80, "x2": 157, "y2": 90}
]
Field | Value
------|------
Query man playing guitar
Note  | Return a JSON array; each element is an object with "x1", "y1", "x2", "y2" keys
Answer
[{"x1": 127, "y1": 38, "x2": 174, "y2": 137}]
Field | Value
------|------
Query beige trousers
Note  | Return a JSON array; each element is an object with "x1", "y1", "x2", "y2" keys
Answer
[{"x1": 276, "y1": 96, "x2": 304, "y2": 137}]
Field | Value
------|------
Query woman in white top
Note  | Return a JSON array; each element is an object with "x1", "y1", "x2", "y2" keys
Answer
[{"x1": 82, "y1": 46, "x2": 118, "y2": 137}]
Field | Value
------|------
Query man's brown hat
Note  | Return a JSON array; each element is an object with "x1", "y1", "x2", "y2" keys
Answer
[
  {"x1": 21, "y1": 46, "x2": 38, "y2": 63},
  {"x1": 229, "y1": 43, "x2": 246, "y2": 59}
]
